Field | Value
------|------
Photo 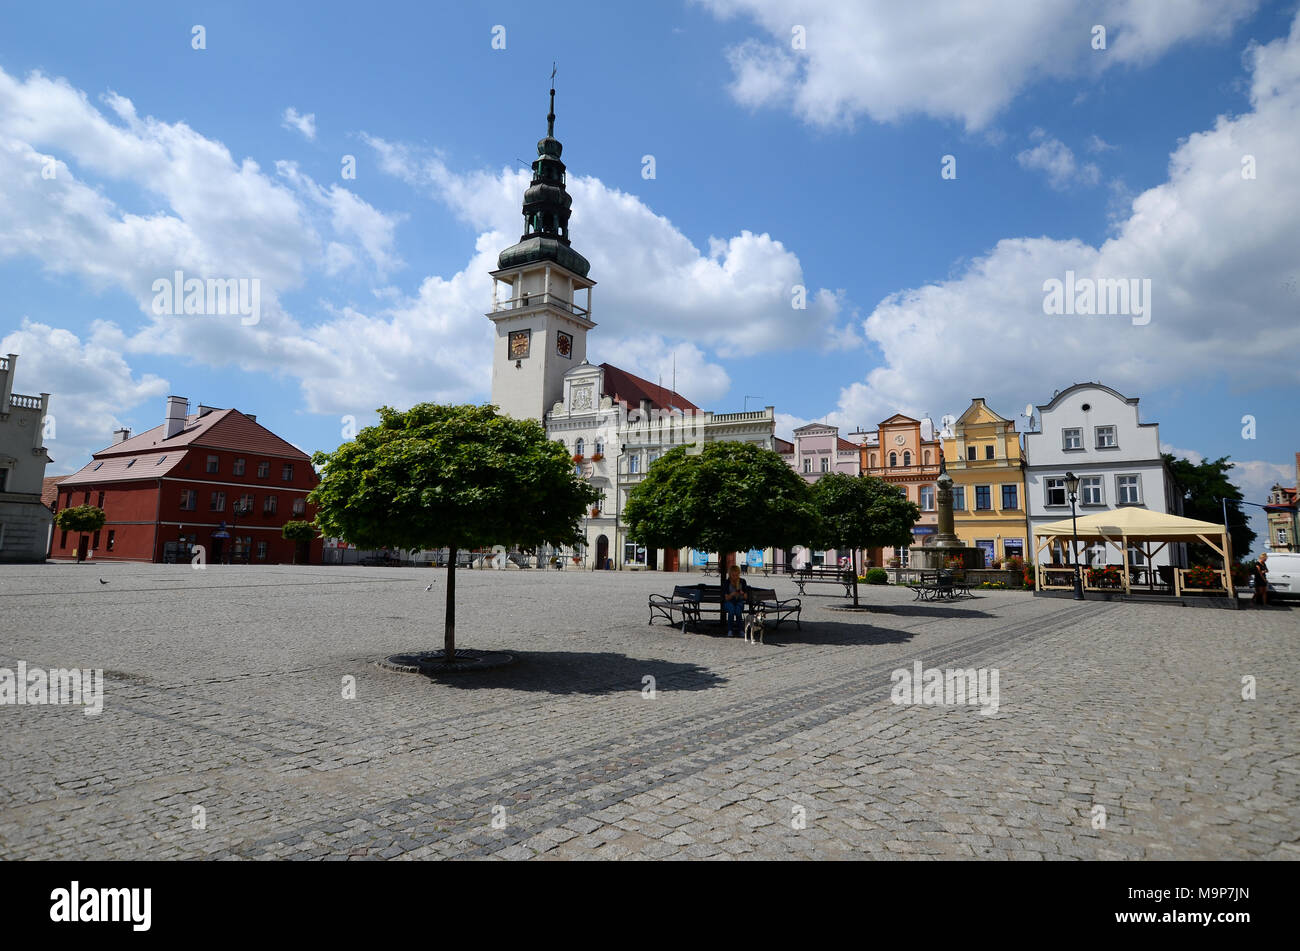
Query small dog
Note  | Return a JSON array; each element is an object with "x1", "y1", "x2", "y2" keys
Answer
[{"x1": 744, "y1": 609, "x2": 767, "y2": 644}]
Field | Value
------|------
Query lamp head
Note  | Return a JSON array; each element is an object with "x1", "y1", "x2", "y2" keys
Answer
[{"x1": 1065, "y1": 471, "x2": 1080, "y2": 494}]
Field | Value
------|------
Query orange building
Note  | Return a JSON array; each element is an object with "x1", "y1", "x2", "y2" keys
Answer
[{"x1": 857, "y1": 414, "x2": 943, "y2": 567}]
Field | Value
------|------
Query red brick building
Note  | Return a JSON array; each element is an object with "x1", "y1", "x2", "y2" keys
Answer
[{"x1": 55, "y1": 397, "x2": 321, "y2": 564}]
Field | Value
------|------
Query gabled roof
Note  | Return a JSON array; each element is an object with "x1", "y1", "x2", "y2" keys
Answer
[
  {"x1": 837, "y1": 438, "x2": 858, "y2": 452},
  {"x1": 61, "y1": 452, "x2": 186, "y2": 487},
  {"x1": 879, "y1": 413, "x2": 920, "y2": 426},
  {"x1": 94, "y1": 409, "x2": 309, "y2": 461},
  {"x1": 792, "y1": 422, "x2": 836, "y2": 434},
  {"x1": 41, "y1": 476, "x2": 66, "y2": 508},
  {"x1": 773, "y1": 437, "x2": 795, "y2": 454},
  {"x1": 598, "y1": 364, "x2": 699, "y2": 412}
]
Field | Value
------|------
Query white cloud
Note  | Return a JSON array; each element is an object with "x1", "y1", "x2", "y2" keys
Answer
[
  {"x1": 1, "y1": 319, "x2": 169, "y2": 474},
  {"x1": 1086, "y1": 133, "x2": 1118, "y2": 153},
  {"x1": 701, "y1": 0, "x2": 1261, "y2": 129},
  {"x1": 1016, "y1": 129, "x2": 1101, "y2": 189},
  {"x1": 820, "y1": 14, "x2": 1300, "y2": 441},
  {"x1": 281, "y1": 107, "x2": 316, "y2": 141}
]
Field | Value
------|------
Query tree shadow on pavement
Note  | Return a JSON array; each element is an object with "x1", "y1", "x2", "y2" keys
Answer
[{"x1": 411, "y1": 651, "x2": 728, "y2": 695}]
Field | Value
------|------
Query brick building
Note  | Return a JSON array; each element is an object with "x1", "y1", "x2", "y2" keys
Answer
[{"x1": 55, "y1": 396, "x2": 321, "y2": 564}]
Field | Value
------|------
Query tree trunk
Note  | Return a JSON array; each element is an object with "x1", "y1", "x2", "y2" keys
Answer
[
  {"x1": 444, "y1": 547, "x2": 457, "y2": 662},
  {"x1": 852, "y1": 547, "x2": 860, "y2": 608}
]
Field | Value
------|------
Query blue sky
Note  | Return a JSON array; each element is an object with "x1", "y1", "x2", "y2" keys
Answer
[{"x1": 1, "y1": 1, "x2": 1297, "y2": 553}]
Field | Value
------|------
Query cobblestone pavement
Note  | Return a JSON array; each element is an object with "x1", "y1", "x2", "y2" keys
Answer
[{"x1": 1, "y1": 563, "x2": 1296, "y2": 860}]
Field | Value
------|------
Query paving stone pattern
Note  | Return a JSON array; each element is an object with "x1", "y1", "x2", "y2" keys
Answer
[{"x1": 0, "y1": 564, "x2": 1295, "y2": 860}]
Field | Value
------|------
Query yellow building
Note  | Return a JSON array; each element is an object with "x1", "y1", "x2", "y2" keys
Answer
[{"x1": 941, "y1": 399, "x2": 1030, "y2": 566}]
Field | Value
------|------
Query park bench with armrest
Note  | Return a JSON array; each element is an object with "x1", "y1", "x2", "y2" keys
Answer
[
  {"x1": 791, "y1": 566, "x2": 855, "y2": 597},
  {"x1": 649, "y1": 584, "x2": 801, "y2": 632},
  {"x1": 906, "y1": 569, "x2": 972, "y2": 601}
]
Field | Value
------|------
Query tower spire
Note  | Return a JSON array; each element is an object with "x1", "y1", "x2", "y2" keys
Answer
[{"x1": 548, "y1": 63, "x2": 556, "y2": 138}]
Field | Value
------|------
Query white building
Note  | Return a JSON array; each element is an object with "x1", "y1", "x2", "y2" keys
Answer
[
  {"x1": 486, "y1": 87, "x2": 775, "y2": 570},
  {"x1": 1025, "y1": 382, "x2": 1185, "y2": 571},
  {"x1": 0, "y1": 353, "x2": 54, "y2": 562}
]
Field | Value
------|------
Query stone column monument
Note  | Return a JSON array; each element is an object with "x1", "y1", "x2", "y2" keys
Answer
[{"x1": 910, "y1": 458, "x2": 983, "y2": 570}]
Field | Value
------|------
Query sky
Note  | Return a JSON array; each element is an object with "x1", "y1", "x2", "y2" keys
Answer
[{"x1": 1, "y1": 0, "x2": 1297, "y2": 554}]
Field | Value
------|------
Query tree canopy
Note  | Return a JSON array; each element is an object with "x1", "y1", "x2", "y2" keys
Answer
[
  {"x1": 54, "y1": 504, "x2": 106, "y2": 534},
  {"x1": 1162, "y1": 452, "x2": 1256, "y2": 561},
  {"x1": 310, "y1": 403, "x2": 599, "y2": 553},
  {"x1": 281, "y1": 520, "x2": 316, "y2": 543},
  {"x1": 623, "y1": 441, "x2": 817, "y2": 555}
]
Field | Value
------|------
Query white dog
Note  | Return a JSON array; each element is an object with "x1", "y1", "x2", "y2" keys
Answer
[{"x1": 744, "y1": 608, "x2": 767, "y2": 644}]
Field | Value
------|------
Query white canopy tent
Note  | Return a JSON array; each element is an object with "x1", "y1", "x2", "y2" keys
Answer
[{"x1": 1034, "y1": 507, "x2": 1232, "y2": 596}]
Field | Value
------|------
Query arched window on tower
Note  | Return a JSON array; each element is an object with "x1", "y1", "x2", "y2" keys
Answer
[
  {"x1": 889, "y1": 452, "x2": 897, "y2": 467},
  {"x1": 923, "y1": 450, "x2": 931, "y2": 465},
  {"x1": 903, "y1": 450, "x2": 912, "y2": 467},
  {"x1": 575, "y1": 438, "x2": 585, "y2": 457}
]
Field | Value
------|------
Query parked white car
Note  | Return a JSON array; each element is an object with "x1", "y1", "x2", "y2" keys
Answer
[{"x1": 1249, "y1": 552, "x2": 1300, "y2": 599}]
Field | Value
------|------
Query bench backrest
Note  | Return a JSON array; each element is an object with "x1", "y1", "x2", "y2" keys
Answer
[{"x1": 748, "y1": 587, "x2": 777, "y2": 603}]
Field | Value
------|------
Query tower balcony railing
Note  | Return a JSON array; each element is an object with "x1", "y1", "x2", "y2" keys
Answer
[
  {"x1": 8, "y1": 392, "x2": 44, "y2": 410},
  {"x1": 492, "y1": 291, "x2": 590, "y2": 319}
]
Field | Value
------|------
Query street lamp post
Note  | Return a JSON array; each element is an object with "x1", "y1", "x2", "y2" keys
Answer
[{"x1": 1066, "y1": 471, "x2": 1084, "y2": 600}]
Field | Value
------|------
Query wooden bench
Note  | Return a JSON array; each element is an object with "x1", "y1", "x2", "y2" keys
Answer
[
  {"x1": 746, "y1": 587, "x2": 802, "y2": 629},
  {"x1": 791, "y1": 566, "x2": 854, "y2": 597},
  {"x1": 907, "y1": 570, "x2": 971, "y2": 601}
]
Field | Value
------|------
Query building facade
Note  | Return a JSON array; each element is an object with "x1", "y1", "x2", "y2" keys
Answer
[
  {"x1": 55, "y1": 397, "x2": 321, "y2": 564},
  {"x1": 0, "y1": 353, "x2": 54, "y2": 562},
  {"x1": 775, "y1": 422, "x2": 861, "y2": 568},
  {"x1": 1265, "y1": 453, "x2": 1298, "y2": 552},
  {"x1": 940, "y1": 398, "x2": 1030, "y2": 566},
  {"x1": 859, "y1": 414, "x2": 943, "y2": 567},
  {"x1": 1024, "y1": 382, "x2": 1185, "y2": 570},
  {"x1": 485, "y1": 86, "x2": 775, "y2": 571}
]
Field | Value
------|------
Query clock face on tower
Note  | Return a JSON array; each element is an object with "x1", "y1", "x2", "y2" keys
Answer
[
  {"x1": 556, "y1": 331, "x2": 573, "y2": 358},
  {"x1": 508, "y1": 330, "x2": 531, "y2": 360}
]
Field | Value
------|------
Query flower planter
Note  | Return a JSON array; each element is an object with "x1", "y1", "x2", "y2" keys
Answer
[{"x1": 572, "y1": 455, "x2": 584, "y2": 463}]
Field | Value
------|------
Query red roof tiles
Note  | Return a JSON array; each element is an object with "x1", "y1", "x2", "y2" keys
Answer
[{"x1": 598, "y1": 364, "x2": 699, "y2": 413}]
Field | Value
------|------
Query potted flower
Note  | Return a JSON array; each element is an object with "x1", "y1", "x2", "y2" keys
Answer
[
  {"x1": 591, "y1": 452, "x2": 604, "y2": 461},
  {"x1": 590, "y1": 507, "x2": 600, "y2": 517},
  {"x1": 572, "y1": 453, "x2": 584, "y2": 463},
  {"x1": 1185, "y1": 564, "x2": 1223, "y2": 589},
  {"x1": 1085, "y1": 565, "x2": 1122, "y2": 587}
]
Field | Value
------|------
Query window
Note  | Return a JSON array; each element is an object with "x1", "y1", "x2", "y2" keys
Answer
[
  {"x1": 1081, "y1": 476, "x2": 1103, "y2": 505},
  {"x1": 84, "y1": 491, "x2": 90, "y2": 504},
  {"x1": 233, "y1": 458, "x2": 246, "y2": 476},
  {"x1": 975, "y1": 485, "x2": 992, "y2": 510},
  {"x1": 256, "y1": 540, "x2": 268, "y2": 560},
  {"x1": 966, "y1": 446, "x2": 976, "y2": 461},
  {"x1": 820, "y1": 457, "x2": 829, "y2": 473},
  {"x1": 574, "y1": 438, "x2": 585, "y2": 457},
  {"x1": 893, "y1": 545, "x2": 909, "y2": 568},
  {"x1": 237, "y1": 493, "x2": 255, "y2": 512},
  {"x1": 897, "y1": 486, "x2": 908, "y2": 500},
  {"x1": 951, "y1": 486, "x2": 965, "y2": 511},
  {"x1": 985, "y1": 445, "x2": 994, "y2": 460},
  {"x1": 206, "y1": 454, "x2": 219, "y2": 473},
  {"x1": 923, "y1": 450, "x2": 931, "y2": 465},
  {"x1": 1046, "y1": 478, "x2": 1067, "y2": 506},
  {"x1": 92, "y1": 530, "x2": 100, "y2": 550},
  {"x1": 257, "y1": 461, "x2": 269, "y2": 478},
  {"x1": 281, "y1": 464, "x2": 294, "y2": 481},
  {"x1": 60, "y1": 530, "x2": 68, "y2": 548},
  {"x1": 1063, "y1": 428, "x2": 1083, "y2": 450},
  {"x1": 1001, "y1": 485, "x2": 1018, "y2": 510},
  {"x1": 1117, "y1": 475, "x2": 1141, "y2": 504},
  {"x1": 1279, "y1": 527, "x2": 1290, "y2": 546},
  {"x1": 919, "y1": 485, "x2": 935, "y2": 511},
  {"x1": 264, "y1": 495, "x2": 278, "y2": 515},
  {"x1": 1096, "y1": 426, "x2": 1117, "y2": 449},
  {"x1": 594, "y1": 439, "x2": 604, "y2": 456},
  {"x1": 803, "y1": 458, "x2": 812, "y2": 473},
  {"x1": 156, "y1": 455, "x2": 167, "y2": 465},
  {"x1": 623, "y1": 541, "x2": 647, "y2": 565},
  {"x1": 1004, "y1": 538, "x2": 1024, "y2": 561},
  {"x1": 889, "y1": 452, "x2": 897, "y2": 467},
  {"x1": 648, "y1": 452, "x2": 659, "y2": 466},
  {"x1": 292, "y1": 497, "x2": 306, "y2": 516},
  {"x1": 96, "y1": 491, "x2": 105, "y2": 508},
  {"x1": 107, "y1": 530, "x2": 115, "y2": 552},
  {"x1": 629, "y1": 455, "x2": 640, "y2": 474},
  {"x1": 209, "y1": 491, "x2": 226, "y2": 512},
  {"x1": 903, "y1": 450, "x2": 911, "y2": 466},
  {"x1": 180, "y1": 489, "x2": 197, "y2": 511}
]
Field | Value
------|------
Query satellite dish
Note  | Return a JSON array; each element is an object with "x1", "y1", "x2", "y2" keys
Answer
[{"x1": 1023, "y1": 403, "x2": 1034, "y2": 419}]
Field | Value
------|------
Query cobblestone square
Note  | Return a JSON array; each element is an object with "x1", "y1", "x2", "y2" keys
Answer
[{"x1": 1, "y1": 563, "x2": 1296, "y2": 860}]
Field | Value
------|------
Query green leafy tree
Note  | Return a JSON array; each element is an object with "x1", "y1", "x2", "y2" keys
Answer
[
  {"x1": 281, "y1": 520, "x2": 316, "y2": 565},
  {"x1": 54, "y1": 505, "x2": 106, "y2": 563},
  {"x1": 623, "y1": 442, "x2": 817, "y2": 568},
  {"x1": 309, "y1": 404, "x2": 598, "y2": 662},
  {"x1": 809, "y1": 473, "x2": 921, "y2": 606},
  {"x1": 1162, "y1": 453, "x2": 1256, "y2": 564}
]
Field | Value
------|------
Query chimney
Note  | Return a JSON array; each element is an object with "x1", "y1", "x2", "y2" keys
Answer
[
  {"x1": 245, "y1": 414, "x2": 256, "y2": 423},
  {"x1": 165, "y1": 396, "x2": 189, "y2": 439},
  {"x1": 197, "y1": 404, "x2": 219, "y2": 417},
  {"x1": 112, "y1": 427, "x2": 132, "y2": 445}
]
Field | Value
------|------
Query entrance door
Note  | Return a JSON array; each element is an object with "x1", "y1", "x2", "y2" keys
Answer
[
  {"x1": 663, "y1": 549, "x2": 680, "y2": 572},
  {"x1": 595, "y1": 535, "x2": 609, "y2": 569},
  {"x1": 647, "y1": 547, "x2": 659, "y2": 570},
  {"x1": 975, "y1": 540, "x2": 995, "y2": 566}
]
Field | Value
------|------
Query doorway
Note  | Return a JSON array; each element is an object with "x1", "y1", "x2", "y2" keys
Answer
[{"x1": 595, "y1": 534, "x2": 609, "y2": 569}]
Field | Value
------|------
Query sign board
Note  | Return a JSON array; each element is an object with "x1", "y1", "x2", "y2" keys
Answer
[
  {"x1": 690, "y1": 549, "x2": 708, "y2": 566},
  {"x1": 746, "y1": 549, "x2": 764, "y2": 567},
  {"x1": 912, "y1": 525, "x2": 937, "y2": 535}
]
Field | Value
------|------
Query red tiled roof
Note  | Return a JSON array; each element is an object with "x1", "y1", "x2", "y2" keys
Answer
[
  {"x1": 40, "y1": 476, "x2": 66, "y2": 508},
  {"x1": 95, "y1": 409, "x2": 309, "y2": 461},
  {"x1": 837, "y1": 438, "x2": 858, "y2": 452},
  {"x1": 773, "y1": 437, "x2": 794, "y2": 454},
  {"x1": 598, "y1": 364, "x2": 699, "y2": 412},
  {"x1": 61, "y1": 451, "x2": 186, "y2": 487}
]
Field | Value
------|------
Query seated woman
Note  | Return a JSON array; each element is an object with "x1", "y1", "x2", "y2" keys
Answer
[{"x1": 721, "y1": 564, "x2": 750, "y2": 637}]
